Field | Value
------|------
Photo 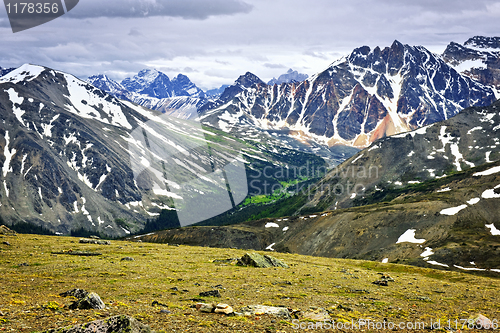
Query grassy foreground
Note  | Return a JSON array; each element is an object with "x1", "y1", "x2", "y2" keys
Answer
[{"x1": 1, "y1": 233, "x2": 499, "y2": 332}]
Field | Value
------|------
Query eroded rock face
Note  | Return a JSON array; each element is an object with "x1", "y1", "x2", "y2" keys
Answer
[{"x1": 38, "y1": 315, "x2": 154, "y2": 333}]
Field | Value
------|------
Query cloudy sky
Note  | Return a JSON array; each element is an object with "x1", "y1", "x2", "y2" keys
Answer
[{"x1": 1, "y1": 0, "x2": 499, "y2": 90}]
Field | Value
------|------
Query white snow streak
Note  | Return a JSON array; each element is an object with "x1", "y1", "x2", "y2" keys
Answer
[
  {"x1": 396, "y1": 229, "x2": 426, "y2": 244},
  {"x1": 440, "y1": 204, "x2": 468, "y2": 216}
]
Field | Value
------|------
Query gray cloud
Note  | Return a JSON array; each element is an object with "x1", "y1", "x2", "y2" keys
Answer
[
  {"x1": 264, "y1": 63, "x2": 286, "y2": 69},
  {"x1": 0, "y1": 0, "x2": 499, "y2": 90},
  {"x1": 67, "y1": 0, "x2": 253, "y2": 19}
]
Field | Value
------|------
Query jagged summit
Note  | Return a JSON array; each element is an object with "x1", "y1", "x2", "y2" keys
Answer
[
  {"x1": 268, "y1": 68, "x2": 308, "y2": 85},
  {"x1": 86, "y1": 69, "x2": 206, "y2": 116},
  {"x1": 235, "y1": 72, "x2": 265, "y2": 88},
  {"x1": 87, "y1": 73, "x2": 130, "y2": 100},
  {"x1": 121, "y1": 69, "x2": 172, "y2": 99},
  {"x1": 442, "y1": 36, "x2": 500, "y2": 94}
]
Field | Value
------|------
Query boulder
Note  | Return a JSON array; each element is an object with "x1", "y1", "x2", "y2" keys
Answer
[
  {"x1": 302, "y1": 308, "x2": 331, "y2": 321},
  {"x1": 240, "y1": 305, "x2": 291, "y2": 319},
  {"x1": 196, "y1": 303, "x2": 215, "y2": 313},
  {"x1": 214, "y1": 303, "x2": 234, "y2": 315},
  {"x1": 263, "y1": 255, "x2": 289, "y2": 268},
  {"x1": 237, "y1": 253, "x2": 288, "y2": 268},
  {"x1": 37, "y1": 315, "x2": 153, "y2": 333},
  {"x1": 69, "y1": 292, "x2": 105, "y2": 310},
  {"x1": 470, "y1": 313, "x2": 494, "y2": 329}
]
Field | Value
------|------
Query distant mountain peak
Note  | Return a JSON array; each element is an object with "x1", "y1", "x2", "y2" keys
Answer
[
  {"x1": 442, "y1": 36, "x2": 500, "y2": 93},
  {"x1": 236, "y1": 72, "x2": 265, "y2": 88},
  {"x1": 268, "y1": 68, "x2": 308, "y2": 85}
]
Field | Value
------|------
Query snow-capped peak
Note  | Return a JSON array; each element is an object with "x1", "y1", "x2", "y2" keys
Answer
[{"x1": 0, "y1": 63, "x2": 46, "y2": 84}]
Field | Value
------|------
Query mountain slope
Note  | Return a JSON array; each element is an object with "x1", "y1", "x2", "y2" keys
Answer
[
  {"x1": 200, "y1": 40, "x2": 496, "y2": 148},
  {"x1": 303, "y1": 98, "x2": 500, "y2": 211},
  {"x1": 0, "y1": 64, "x2": 329, "y2": 236}
]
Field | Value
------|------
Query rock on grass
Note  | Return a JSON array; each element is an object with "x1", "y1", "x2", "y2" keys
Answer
[
  {"x1": 68, "y1": 292, "x2": 105, "y2": 310},
  {"x1": 36, "y1": 315, "x2": 153, "y2": 333},
  {"x1": 237, "y1": 252, "x2": 289, "y2": 268}
]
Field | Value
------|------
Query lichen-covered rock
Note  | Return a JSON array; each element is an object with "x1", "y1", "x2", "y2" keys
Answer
[
  {"x1": 199, "y1": 290, "x2": 221, "y2": 298},
  {"x1": 68, "y1": 292, "x2": 105, "y2": 310},
  {"x1": 240, "y1": 305, "x2": 290, "y2": 319},
  {"x1": 37, "y1": 315, "x2": 153, "y2": 333},
  {"x1": 237, "y1": 253, "x2": 288, "y2": 268},
  {"x1": 196, "y1": 303, "x2": 215, "y2": 313},
  {"x1": 263, "y1": 254, "x2": 289, "y2": 268}
]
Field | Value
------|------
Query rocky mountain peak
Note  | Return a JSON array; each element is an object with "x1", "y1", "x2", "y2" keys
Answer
[
  {"x1": 464, "y1": 36, "x2": 500, "y2": 50},
  {"x1": 235, "y1": 72, "x2": 265, "y2": 88},
  {"x1": 135, "y1": 68, "x2": 161, "y2": 83},
  {"x1": 0, "y1": 63, "x2": 47, "y2": 84},
  {"x1": 268, "y1": 68, "x2": 309, "y2": 85},
  {"x1": 120, "y1": 69, "x2": 173, "y2": 99},
  {"x1": 442, "y1": 36, "x2": 500, "y2": 92}
]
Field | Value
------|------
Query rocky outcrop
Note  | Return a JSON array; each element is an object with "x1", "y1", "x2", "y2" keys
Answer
[{"x1": 79, "y1": 238, "x2": 110, "y2": 245}]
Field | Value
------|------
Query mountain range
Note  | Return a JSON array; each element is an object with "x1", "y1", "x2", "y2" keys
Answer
[
  {"x1": 200, "y1": 38, "x2": 498, "y2": 151},
  {"x1": 1, "y1": 36, "x2": 500, "y2": 271},
  {"x1": 0, "y1": 64, "x2": 327, "y2": 236}
]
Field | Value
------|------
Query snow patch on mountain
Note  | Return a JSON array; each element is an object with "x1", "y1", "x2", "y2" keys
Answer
[{"x1": 0, "y1": 63, "x2": 45, "y2": 84}]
